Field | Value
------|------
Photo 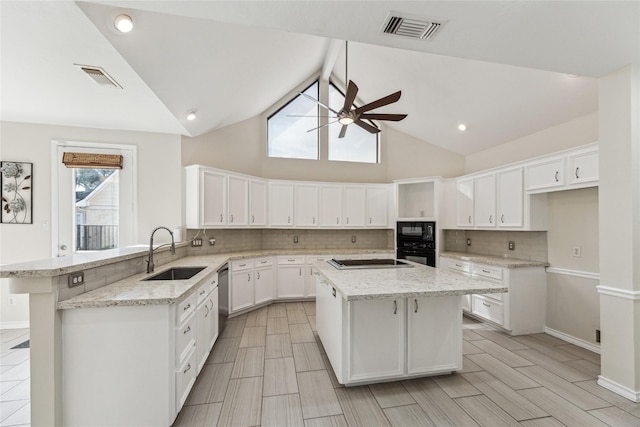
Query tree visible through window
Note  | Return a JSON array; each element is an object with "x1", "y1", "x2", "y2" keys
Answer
[{"x1": 267, "y1": 81, "x2": 319, "y2": 160}]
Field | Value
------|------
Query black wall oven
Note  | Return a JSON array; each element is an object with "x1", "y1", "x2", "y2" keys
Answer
[{"x1": 396, "y1": 221, "x2": 436, "y2": 267}]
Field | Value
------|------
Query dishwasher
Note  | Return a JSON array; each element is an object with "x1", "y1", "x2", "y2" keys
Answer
[{"x1": 217, "y1": 263, "x2": 229, "y2": 334}]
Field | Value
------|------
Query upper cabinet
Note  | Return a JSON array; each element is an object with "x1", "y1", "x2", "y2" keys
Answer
[
  {"x1": 567, "y1": 147, "x2": 599, "y2": 187},
  {"x1": 249, "y1": 179, "x2": 267, "y2": 226},
  {"x1": 525, "y1": 144, "x2": 598, "y2": 194},
  {"x1": 524, "y1": 157, "x2": 565, "y2": 192},
  {"x1": 269, "y1": 182, "x2": 295, "y2": 227},
  {"x1": 319, "y1": 185, "x2": 343, "y2": 227},
  {"x1": 343, "y1": 186, "x2": 366, "y2": 227},
  {"x1": 456, "y1": 178, "x2": 474, "y2": 227},
  {"x1": 473, "y1": 174, "x2": 496, "y2": 227},
  {"x1": 366, "y1": 186, "x2": 390, "y2": 227},
  {"x1": 496, "y1": 168, "x2": 523, "y2": 228},
  {"x1": 227, "y1": 175, "x2": 248, "y2": 226},
  {"x1": 395, "y1": 179, "x2": 438, "y2": 221},
  {"x1": 185, "y1": 166, "x2": 227, "y2": 228},
  {"x1": 295, "y1": 184, "x2": 319, "y2": 227}
]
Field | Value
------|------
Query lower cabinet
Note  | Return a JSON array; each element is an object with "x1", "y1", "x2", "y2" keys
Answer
[
  {"x1": 230, "y1": 259, "x2": 255, "y2": 312},
  {"x1": 317, "y1": 277, "x2": 462, "y2": 386},
  {"x1": 254, "y1": 258, "x2": 275, "y2": 305},
  {"x1": 305, "y1": 255, "x2": 333, "y2": 298},
  {"x1": 61, "y1": 270, "x2": 221, "y2": 426},
  {"x1": 277, "y1": 256, "x2": 306, "y2": 298}
]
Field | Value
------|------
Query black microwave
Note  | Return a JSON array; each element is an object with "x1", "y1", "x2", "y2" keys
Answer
[{"x1": 397, "y1": 221, "x2": 435, "y2": 242}]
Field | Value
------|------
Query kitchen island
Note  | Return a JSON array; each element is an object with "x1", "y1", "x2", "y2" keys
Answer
[{"x1": 314, "y1": 260, "x2": 507, "y2": 386}]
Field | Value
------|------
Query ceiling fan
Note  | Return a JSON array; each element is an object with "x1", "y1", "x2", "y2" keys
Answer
[{"x1": 299, "y1": 41, "x2": 408, "y2": 138}]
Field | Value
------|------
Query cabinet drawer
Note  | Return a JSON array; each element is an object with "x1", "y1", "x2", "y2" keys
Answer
[
  {"x1": 277, "y1": 255, "x2": 305, "y2": 265},
  {"x1": 176, "y1": 293, "x2": 197, "y2": 325},
  {"x1": 254, "y1": 257, "x2": 273, "y2": 268},
  {"x1": 175, "y1": 346, "x2": 197, "y2": 412},
  {"x1": 472, "y1": 295, "x2": 504, "y2": 325},
  {"x1": 472, "y1": 264, "x2": 503, "y2": 281},
  {"x1": 306, "y1": 255, "x2": 333, "y2": 264},
  {"x1": 231, "y1": 259, "x2": 254, "y2": 271},
  {"x1": 195, "y1": 274, "x2": 217, "y2": 305},
  {"x1": 448, "y1": 259, "x2": 471, "y2": 273},
  {"x1": 175, "y1": 312, "x2": 196, "y2": 366}
]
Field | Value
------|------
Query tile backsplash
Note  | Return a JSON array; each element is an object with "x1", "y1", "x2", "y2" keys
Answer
[{"x1": 443, "y1": 229, "x2": 548, "y2": 262}]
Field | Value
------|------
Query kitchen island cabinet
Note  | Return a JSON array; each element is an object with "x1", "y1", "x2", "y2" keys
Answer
[{"x1": 314, "y1": 261, "x2": 504, "y2": 386}]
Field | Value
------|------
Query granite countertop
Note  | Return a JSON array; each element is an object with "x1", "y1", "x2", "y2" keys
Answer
[
  {"x1": 46, "y1": 249, "x2": 392, "y2": 310},
  {"x1": 314, "y1": 261, "x2": 507, "y2": 301},
  {"x1": 439, "y1": 252, "x2": 549, "y2": 268}
]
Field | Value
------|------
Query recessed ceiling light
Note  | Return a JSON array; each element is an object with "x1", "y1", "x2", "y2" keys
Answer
[
  {"x1": 114, "y1": 14, "x2": 133, "y2": 33},
  {"x1": 566, "y1": 74, "x2": 579, "y2": 79},
  {"x1": 458, "y1": 123, "x2": 467, "y2": 132},
  {"x1": 186, "y1": 111, "x2": 197, "y2": 121}
]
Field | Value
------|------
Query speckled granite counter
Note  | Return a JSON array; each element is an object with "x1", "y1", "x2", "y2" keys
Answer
[
  {"x1": 440, "y1": 252, "x2": 549, "y2": 268},
  {"x1": 314, "y1": 261, "x2": 507, "y2": 301}
]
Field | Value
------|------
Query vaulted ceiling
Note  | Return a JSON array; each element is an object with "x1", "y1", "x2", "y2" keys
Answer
[{"x1": 1, "y1": 1, "x2": 638, "y2": 155}]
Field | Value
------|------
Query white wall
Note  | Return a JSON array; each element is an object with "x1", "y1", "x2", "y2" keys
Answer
[
  {"x1": 465, "y1": 112, "x2": 598, "y2": 174},
  {"x1": 0, "y1": 121, "x2": 182, "y2": 328}
]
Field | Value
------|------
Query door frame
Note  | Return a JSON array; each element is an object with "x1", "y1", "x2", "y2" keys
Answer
[{"x1": 51, "y1": 140, "x2": 138, "y2": 257}]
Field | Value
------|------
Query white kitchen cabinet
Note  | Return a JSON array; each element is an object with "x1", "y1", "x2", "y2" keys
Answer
[
  {"x1": 568, "y1": 147, "x2": 598, "y2": 186},
  {"x1": 249, "y1": 179, "x2": 268, "y2": 226},
  {"x1": 230, "y1": 260, "x2": 254, "y2": 313},
  {"x1": 407, "y1": 296, "x2": 461, "y2": 374},
  {"x1": 276, "y1": 256, "x2": 306, "y2": 298},
  {"x1": 395, "y1": 178, "x2": 438, "y2": 220},
  {"x1": 254, "y1": 257, "x2": 275, "y2": 305},
  {"x1": 207, "y1": 288, "x2": 219, "y2": 352},
  {"x1": 474, "y1": 174, "x2": 496, "y2": 227},
  {"x1": 497, "y1": 167, "x2": 523, "y2": 227},
  {"x1": 195, "y1": 273, "x2": 219, "y2": 374},
  {"x1": 319, "y1": 185, "x2": 343, "y2": 227},
  {"x1": 295, "y1": 183, "x2": 319, "y2": 227},
  {"x1": 227, "y1": 175, "x2": 248, "y2": 226},
  {"x1": 343, "y1": 185, "x2": 366, "y2": 227},
  {"x1": 456, "y1": 178, "x2": 474, "y2": 227},
  {"x1": 525, "y1": 156, "x2": 565, "y2": 192},
  {"x1": 349, "y1": 298, "x2": 404, "y2": 381},
  {"x1": 366, "y1": 185, "x2": 390, "y2": 227},
  {"x1": 305, "y1": 255, "x2": 333, "y2": 297},
  {"x1": 185, "y1": 166, "x2": 227, "y2": 228},
  {"x1": 443, "y1": 258, "x2": 472, "y2": 313},
  {"x1": 269, "y1": 182, "x2": 294, "y2": 226}
]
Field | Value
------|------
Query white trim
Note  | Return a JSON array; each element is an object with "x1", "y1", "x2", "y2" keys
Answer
[
  {"x1": 596, "y1": 285, "x2": 640, "y2": 300},
  {"x1": 546, "y1": 267, "x2": 600, "y2": 281},
  {"x1": 598, "y1": 375, "x2": 640, "y2": 402},
  {"x1": 0, "y1": 321, "x2": 30, "y2": 330},
  {"x1": 544, "y1": 326, "x2": 600, "y2": 354}
]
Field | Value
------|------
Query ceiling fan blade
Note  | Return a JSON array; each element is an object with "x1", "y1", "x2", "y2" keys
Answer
[
  {"x1": 287, "y1": 115, "x2": 336, "y2": 118},
  {"x1": 306, "y1": 119, "x2": 339, "y2": 133},
  {"x1": 359, "y1": 113, "x2": 407, "y2": 121},
  {"x1": 338, "y1": 125, "x2": 348, "y2": 138},
  {"x1": 299, "y1": 92, "x2": 339, "y2": 114},
  {"x1": 355, "y1": 91, "x2": 402, "y2": 114},
  {"x1": 342, "y1": 80, "x2": 359, "y2": 112},
  {"x1": 354, "y1": 119, "x2": 381, "y2": 134}
]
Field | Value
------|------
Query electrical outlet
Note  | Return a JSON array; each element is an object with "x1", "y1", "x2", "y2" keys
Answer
[
  {"x1": 596, "y1": 329, "x2": 601, "y2": 343},
  {"x1": 467, "y1": 238, "x2": 471, "y2": 246},
  {"x1": 8, "y1": 297, "x2": 16, "y2": 306},
  {"x1": 293, "y1": 235, "x2": 299, "y2": 244},
  {"x1": 191, "y1": 238, "x2": 203, "y2": 247},
  {"x1": 68, "y1": 271, "x2": 84, "y2": 288},
  {"x1": 508, "y1": 241, "x2": 515, "y2": 250},
  {"x1": 351, "y1": 235, "x2": 357, "y2": 243},
  {"x1": 572, "y1": 246, "x2": 581, "y2": 257},
  {"x1": 209, "y1": 238, "x2": 216, "y2": 246}
]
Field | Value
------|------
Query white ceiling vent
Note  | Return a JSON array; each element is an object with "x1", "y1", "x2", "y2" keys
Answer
[
  {"x1": 381, "y1": 12, "x2": 446, "y2": 41},
  {"x1": 76, "y1": 65, "x2": 122, "y2": 89}
]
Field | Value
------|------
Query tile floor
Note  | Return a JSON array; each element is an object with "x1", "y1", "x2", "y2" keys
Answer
[
  {"x1": 174, "y1": 302, "x2": 640, "y2": 427},
  {"x1": 0, "y1": 328, "x2": 30, "y2": 427}
]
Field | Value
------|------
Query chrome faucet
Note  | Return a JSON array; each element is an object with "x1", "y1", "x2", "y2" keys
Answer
[{"x1": 147, "y1": 226, "x2": 176, "y2": 273}]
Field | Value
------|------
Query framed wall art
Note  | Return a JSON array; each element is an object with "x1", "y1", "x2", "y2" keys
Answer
[{"x1": 1, "y1": 161, "x2": 33, "y2": 224}]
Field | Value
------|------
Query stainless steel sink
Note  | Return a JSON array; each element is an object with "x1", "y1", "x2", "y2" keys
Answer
[{"x1": 143, "y1": 266, "x2": 206, "y2": 281}]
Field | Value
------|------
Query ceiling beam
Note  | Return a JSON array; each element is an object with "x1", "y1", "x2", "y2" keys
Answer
[{"x1": 321, "y1": 39, "x2": 344, "y2": 82}]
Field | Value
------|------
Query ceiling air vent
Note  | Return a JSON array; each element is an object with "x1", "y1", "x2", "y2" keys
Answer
[
  {"x1": 382, "y1": 13, "x2": 446, "y2": 41},
  {"x1": 76, "y1": 65, "x2": 122, "y2": 89}
]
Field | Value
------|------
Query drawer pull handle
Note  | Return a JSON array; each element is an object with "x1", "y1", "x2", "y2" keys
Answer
[
  {"x1": 489, "y1": 215, "x2": 493, "y2": 224},
  {"x1": 468, "y1": 215, "x2": 472, "y2": 224},
  {"x1": 183, "y1": 304, "x2": 191, "y2": 311},
  {"x1": 239, "y1": 263, "x2": 247, "y2": 267},
  {"x1": 211, "y1": 279, "x2": 216, "y2": 285},
  {"x1": 261, "y1": 260, "x2": 268, "y2": 264},
  {"x1": 346, "y1": 217, "x2": 349, "y2": 224},
  {"x1": 575, "y1": 167, "x2": 580, "y2": 179},
  {"x1": 183, "y1": 363, "x2": 191, "y2": 374},
  {"x1": 332, "y1": 288, "x2": 336, "y2": 298},
  {"x1": 414, "y1": 299, "x2": 418, "y2": 313},
  {"x1": 257, "y1": 272, "x2": 260, "y2": 280},
  {"x1": 248, "y1": 273, "x2": 251, "y2": 281},
  {"x1": 252, "y1": 215, "x2": 255, "y2": 223},
  {"x1": 337, "y1": 217, "x2": 339, "y2": 224},
  {"x1": 555, "y1": 171, "x2": 559, "y2": 182},
  {"x1": 313, "y1": 217, "x2": 316, "y2": 224},
  {"x1": 199, "y1": 290, "x2": 206, "y2": 296},
  {"x1": 288, "y1": 216, "x2": 291, "y2": 224},
  {"x1": 369, "y1": 217, "x2": 372, "y2": 224},
  {"x1": 299, "y1": 268, "x2": 302, "y2": 276},
  {"x1": 393, "y1": 300, "x2": 397, "y2": 315},
  {"x1": 230, "y1": 214, "x2": 234, "y2": 223},
  {"x1": 482, "y1": 269, "x2": 491, "y2": 273},
  {"x1": 455, "y1": 263, "x2": 463, "y2": 267},
  {"x1": 220, "y1": 214, "x2": 223, "y2": 222},
  {"x1": 288, "y1": 259, "x2": 296, "y2": 262},
  {"x1": 205, "y1": 305, "x2": 209, "y2": 316},
  {"x1": 183, "y1": 326, "x2": 191, "y2": 334},
  {"x1": 501, "y1": 214, "x2": 505, "y2": 223},
  {"x1": 482, "y1": 302, "x2": 491, "y2": 307}
]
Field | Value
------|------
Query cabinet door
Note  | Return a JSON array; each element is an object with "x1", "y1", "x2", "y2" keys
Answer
[
  {"x1": 366, "y1": 186, "x2": 389, "y2": 227},
  {"x1": 315, "y1": 276, "x2": 344, "y2": 383},
  {"x1": 276, "y1": 265, "x2": 305, "y2": 298},
  {"x1": 249, "y1": 180, "x2": 267, "y2": 226},
  {"x1": 228, "y1": 175, "x2": 248, "y2": 226},
  {"x1": 202, "y1": 171, "x2": 227, "y2": 226},
  {"x1": 269, "y1": 182, "x2": 294, "y2": 226},
  {"x1": 230, "y1": 270, "x2": 253, "y2": 312},
  {"x1": 525, "y1": 157, "x2": 564, "y2": 191},
  {"x1": 305, "y1": 256, "x2": 332, "y2": 297},
  {"x1": 568, "y1": 149, "x2": 598, "y2": 186},
  {"x1": 254, "y1": 267, "x2": 275, "y2": 305},
  {"x1": 207, "y1": 288, "x2": 219, "y2": 350},
  {"x1": 407, "y1": 296, "x2": 461, "y2": 374},
  {"x1": 456, "y1": 178, "x2": 474, "y2": 227},
  {"x1": 319, "y1": 185, "x2": 343, "y2": 227},
  {"x1": 343, "y1": 186, "x2": 366, "y2": 227},
  {"x1": 295, "y1": 184, "x2": 319, "y2": 227},
  {"x1": 474, "y1": 174, "x2": 496, "y2": 227},
  {"x1": 497, "y1": 168, "x2": 523, "y2": 227},
  {"x1": 195, "y1": 299, "x2": 209, "y2": 373},
  {"x1": 348, "y1": 298, "x2": 404, "y2": 381}
]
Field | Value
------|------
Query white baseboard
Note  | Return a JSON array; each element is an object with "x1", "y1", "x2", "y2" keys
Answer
[
  {"x1": 598, "y1": 375, "x2": 640, "y2": 402},
  {"x1": 544, "y1": 326, "x2": 601, "y2": 354},
  {"x1": 0, "y1": 321, "x2": 30, "y2": 330}
]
